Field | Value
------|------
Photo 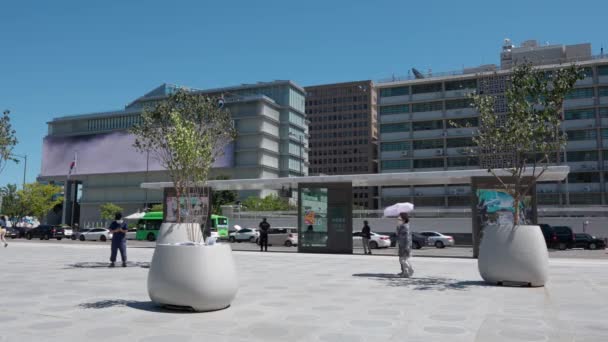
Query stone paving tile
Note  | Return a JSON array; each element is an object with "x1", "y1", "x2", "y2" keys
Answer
[{"x1": 0, "y1": 242, "x2": 607, "y2": 341}]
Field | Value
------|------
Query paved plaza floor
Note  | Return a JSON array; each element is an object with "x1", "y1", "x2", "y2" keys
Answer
[{"x1": 1, "y1": 242, "x2": 607, "y2": 341}]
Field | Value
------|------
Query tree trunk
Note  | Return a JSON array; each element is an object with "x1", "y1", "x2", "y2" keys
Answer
[{"x1": 513, "y1": 197, "x2": 520, "y2": 226}]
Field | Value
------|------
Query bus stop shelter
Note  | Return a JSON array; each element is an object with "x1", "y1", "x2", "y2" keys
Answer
[{"x1": 142, "y1": 166, "x2": 569, "y2": 255}]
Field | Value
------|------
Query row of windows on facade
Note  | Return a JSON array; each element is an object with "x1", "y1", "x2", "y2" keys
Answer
[
  {"x1": 306, "y1": 95, "x2": 369, "y2": 106},
  {"x1": 379, "y1": 88, "x2": 608, "y2": 116},
  {"x1": 310, "y1": 165, "x2": 370, "y2": 174},
  {"x1": 310, "y1": 139, "x2": 369, "y2": 147},
  {"x1": 378, "y1": 66, "x2": 608, "y2": 98},
  {"x1": 309, "y1": 113, "x2": 371, "y2": 122},
  {"x1": 311, "y1": 156, "x2": 368, "y2": 165},
  {"x1": 306, "y1": 86, "x2": 370, "y2": 98},
  {"x1": 310, "y1": 121, "x2": 369, "y2": 131},
  {"x1": 381, "y1": 149, "x2": 608, "y2": 169},
  {"x1": 311, "y1": 148, "x2": 367, "y2": 157},
  {"x1": 310, "y1": 130, "x2": 369, "y2": 140},
  {"x1": 306, "y1": 104, "x2": 369, "y2": 114},
  {"x1": 87, "y1": 115, "x2": 141, "y2": 131}
]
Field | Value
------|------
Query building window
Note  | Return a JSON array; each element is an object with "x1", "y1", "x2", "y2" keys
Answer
[
  {"x1": 413, "y1": 139, "x2": 443, "y2": 150},
  {"x1": 568, "y1": 172, "x2": 600, "y2": 183},
  {"x1": 602, "y1": 129, "x2": 608, "y2": 139},
  {"x1": 567, "y1": 129, "x2": 597, "y2": 141},
  {"x1": 564, "y1": 108, "x2": 595, "y2": 120},
  {"x1": 449, "y1": 117, "x2": 478, "y2": 128},
  {"x1": 566, "y1": 88, "x2": 594, "y2": 99},
  {"x1": 412, "y1": 83, "x2": 442, "y2": 94},
  {"x1": 379, "y1": 105, "x2": 409, "y2": 115},
  {"x1": 413, "y1": 120, "x2": 442, "y2": 131},
  {"x1": 412, "y1": 101, "x2": 443, "y2": 113},
  {"x1": 447, "y1": 157, "x2": 479, "y2": 167},
  {"x1": 445, "y1": 79, "x2": 477, "y2": 91},
  {"x1": 381, "y1": 141, "x2": 410, "y2": 151},
  {"x1": 598, "y1": 65, "x2": 608, "y2": 76},
  {"x1": 570, "y1": 193, "x2": 602, "y2": 205},
  {"x1": 380, "y1": 86, "x2": 409, "y2": 97},
  {"x1": 599, "y1": 87, "x2": 608, "y2": 97},
  {"x1": 382, "y1": 160, "x2": 410, "y2": 170},
  {"x1": 380, "y1": 123, "x2": 410, "y2": 133},
  {"x1": 566, "y1": 151, "x2": 597, "y2": 162},
  {"x1": 413, "y1": 158, "x2": 444, "y2": 169},
  {"x1": 445, "y1": 98, "x2": 473, "y2": 110},
  {"x1": 447, "y1": 137, "x2": 474, "y2": 148},
  {"x1": 600, "y1": 108, "x2": 608, "y2": 118}
]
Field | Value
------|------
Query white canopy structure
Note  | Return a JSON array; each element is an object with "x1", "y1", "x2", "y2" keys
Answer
[{"x1": 140, "y1": 166, "x2": 570, "y2": 191}]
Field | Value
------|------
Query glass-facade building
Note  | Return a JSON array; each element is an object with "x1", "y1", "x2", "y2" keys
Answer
[{"x1": 377, "y1": 41, "x2": 608, "y2": 208}]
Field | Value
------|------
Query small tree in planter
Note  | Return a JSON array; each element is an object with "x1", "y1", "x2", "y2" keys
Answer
[
  {"x1": 131, "y1": 89, "x2": 236, "y2": 243},
  {"x1": 466, "y1": 63, "x2": 583, "y2": 224},
  {"x1": 465, "y1": 63, "x2": 583, "y2": 286}
]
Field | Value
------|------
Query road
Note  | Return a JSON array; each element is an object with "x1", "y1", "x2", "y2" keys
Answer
[{"x1": 7, "y1": 238, "x2": 608, "y2": 259}]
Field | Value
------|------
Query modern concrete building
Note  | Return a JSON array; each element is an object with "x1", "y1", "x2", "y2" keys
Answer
[
  {"x1": 377, "y1": 39, "x2": 608, "y2": 207},
  {"x1": 305, "y1": 81, "x2": 378, "y2": 209},
  {"x1": 39, "y1": 81, "x2": 307, "y2": 225}
]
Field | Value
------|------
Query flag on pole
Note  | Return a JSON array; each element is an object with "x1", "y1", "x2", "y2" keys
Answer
[{"x1": 68, "y1": 152, "x2": 77, "y2": 179}]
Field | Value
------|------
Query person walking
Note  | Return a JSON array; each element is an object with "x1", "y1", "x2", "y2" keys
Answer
[
  {"x1": 0, "y1": 215, "x2": 8, "y2": 248},
  {"x1": 258, "y1": 217, "x2": 270, "y2": 252},
  {"x1": 109, "y1": 212, "x2": 128, "y2": 267},
  {"x1": 361, "y1": 220, "x2": 372, "y2": 255},
  {"x1": 396, "y1": 212, "x2": 414, "y2": 278}
]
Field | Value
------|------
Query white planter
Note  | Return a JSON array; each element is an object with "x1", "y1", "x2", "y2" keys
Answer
[
  {"x1": 478, "y1": 224, "x2": 549, "y2": 287},
  {"x1": 156, "y1": 222, "x2": 201, "y2": 245},
  {"x1": 147, "y1": 243, "x2": 238, "y2": 311}
]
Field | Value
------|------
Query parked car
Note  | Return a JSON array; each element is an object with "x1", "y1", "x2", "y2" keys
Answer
[
  {"x1": 538, "y1": 224, "x2": 557, "y2": 248},
  {"x1": 13, "y1": 226, "x2": 32, "y2": 238},
  {"x1": 573, "y1": 233, "x2": 606, "y2": 250},
  {"x1": 25, "y1": 225, "x2": 66, "y2": 240},
  {"x1": 353, "y1": 231, "x2": 391, "y2": 249},
  {"x1": 418, "y1": 231, "x2": 455, "y2": 248},
  {"x1": 552, "y1": 225, "x2": 575, "y2": 250},
  {"x1": 71, "y1": 228, "x2": 90, "y2": 240},
  {"x1": 60, "y1": 225, "x2": 73, "y2": 238},
  {"x1": 384, "y1": 232, "x2": 427, "y2": 249},
  {"x1": 78, "y1": 228, "x2": 113, "y2": 242},
  {"x1": 229, "y1": 228, "x2": 259, "y2": 243},
  {"x1": 126, "y1": 228, "x2": 137, "y2": 240},
  {"x1": 4, "y1": 227, "x2": 19, "y2": 239},
  {"x1": 266, "y1": 227, "x2": 298, "y2": 247}
]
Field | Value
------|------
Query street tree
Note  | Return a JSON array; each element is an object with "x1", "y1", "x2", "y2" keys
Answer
[
  {"x1": 17, "y1": 183, "x2": 63, "y2": 222},
  {"x1": 100, "y1": 202, "x2": 124, "y2": 220},
  {"x1": 0, "y1": 110, "x2": 18, "y2": 174}
]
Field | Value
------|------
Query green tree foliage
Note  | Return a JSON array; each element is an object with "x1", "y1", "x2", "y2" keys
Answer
[
  {"x1": 149, "y1": 204, "x2": 164, "y2": 212},
  {"x1": 16, "y1": 183, "x2": 63, "y2": 222},
  {"x1": 131, "y1": 90, "x2": 236, "y2": 235},
  {"x1": 99, "y1": 202, "x2": 124, "y2": 220},
  {"x1": 0, "y1": 184, "x2": 20, "y2": 218},
  {"x1": 242, "y1": 195, "x2": 294, "y2": 211},
  {"x1": 211, "y1": 175, "x2": 237, "y2": 215},
  {"x1": 467, "y1": 63, "x2": 583, "y2": 225},
  {"x1": 0, "y1": 110, "x2": 18, "y2": 174}
]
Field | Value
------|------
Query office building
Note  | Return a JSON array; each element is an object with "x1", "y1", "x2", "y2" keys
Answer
[
  {"x1": 39, "y1": 81, "x2": 307, "y2": 224},
  {"x1": 305, "y1": 81, "x2": 378, "y2": 209},
  {"x1": 377, "y1": 39, "x2": 608, "y2": 207}
]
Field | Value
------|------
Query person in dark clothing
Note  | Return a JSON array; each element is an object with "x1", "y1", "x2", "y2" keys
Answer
[
  {"x1": 109, "y1": 212, "x2": 128, "y2": 267},
  {"x1": 361, "y1": 220, "x2": 372, "y2": 255},
  {"x1": 258, "y1": 217, "x2": 270, "y2": 252}
]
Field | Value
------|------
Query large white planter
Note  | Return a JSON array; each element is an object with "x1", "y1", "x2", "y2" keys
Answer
[
  {"x1": 478, "y1": 224, "x2": 549, "y2": 287},
  {"x1": 147, "y1": 243, "x2": 238, "y2": 311},
  {"x1": 156, "y1": 222, "x2": 200, "y2": 245}
]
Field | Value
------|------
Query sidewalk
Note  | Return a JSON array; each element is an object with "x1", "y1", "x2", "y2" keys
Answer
[{"x1": 1, "y1": 242, "x2": 607, "y2": 341}]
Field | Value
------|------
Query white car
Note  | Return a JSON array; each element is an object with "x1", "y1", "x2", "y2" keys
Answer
[
  {"x1": 62, "y1": 227, "x2": 73, "y2": 238},
  {"x1": 229, "y1": 228, "x2": 259, "y2": 243},
  {"x1": 267, "y1": 227, "x2": 298, "y2": 247},
  {"x1": 353, "y1": 231, "x2": 391, "y2": 249},
  {"x1": 418, "y1": 231, "x2": 455, "y2": 248},
  {"x1": 78, "y1": 228, "x2": 113, "y2": 242},
  {"x1": 126, "y1": 228, "x2": 137, "y2": 240}
]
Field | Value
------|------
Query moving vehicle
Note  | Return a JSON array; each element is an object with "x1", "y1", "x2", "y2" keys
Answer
[
  {"x1": 573, "y1": 233, "x2": 606, "y2": 250},
  {"x1": 385, "y1": 232, "x2": 428, "y2": 249},
  {"x1": 135, "y1": 211, "x2": 229, "y2": 241},
  {"x1": 25, "y1": 225, "x2": 66, "y2": 240},
  {"x1": 229, "y1": 228, "x2": 259, "y2": 243},
  {"x1": 78, "y1": 228, "x2": 113, "y2": 242},
  {"x1": 353, "y1": 231, "x2": 391, "y2": 249},
  {"x1": 418, "y1": 231, "x2": 455, "y2": 248},
  {"x1": 267, "y1": 227, "x2": 298, "y2": 247}
]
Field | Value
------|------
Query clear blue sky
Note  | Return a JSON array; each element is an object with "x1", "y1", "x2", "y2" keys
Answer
[{"x1": 1, "y1": 0, "x2": 606, "y2": 188}]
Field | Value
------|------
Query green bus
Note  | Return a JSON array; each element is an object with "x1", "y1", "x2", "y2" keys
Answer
[{"x1": 135, "y1": 211, "x2": 229, "y2": 241}]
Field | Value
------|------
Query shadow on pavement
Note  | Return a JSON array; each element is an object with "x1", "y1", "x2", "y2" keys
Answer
[
  {"x1": 78, "y1": 299, "x2": 196, "y2": 313},
  {"x1": 65, "y1": 261, "x2": 150, "y2": 269},
  {"x1": 352, "y1": 273, "x2": 489, "y2": 291}
]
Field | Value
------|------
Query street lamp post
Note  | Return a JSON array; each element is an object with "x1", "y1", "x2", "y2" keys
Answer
[{"x1": 10, "y1": 154, "x2": 27, "y2": 189}]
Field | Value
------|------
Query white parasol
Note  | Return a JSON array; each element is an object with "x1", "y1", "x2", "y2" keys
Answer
[{"x1": 383, "y1": 202, "x2": 414, "y2": 217}]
